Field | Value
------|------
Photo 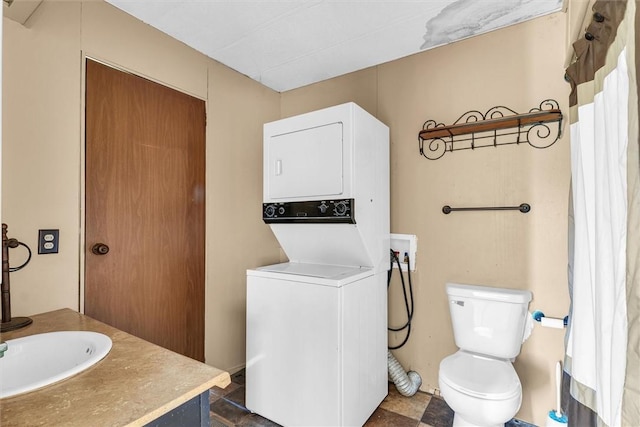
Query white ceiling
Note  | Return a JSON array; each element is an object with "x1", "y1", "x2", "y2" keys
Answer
[{"x1": 105, "y1": 0, "x2": 564, "y2": 92}]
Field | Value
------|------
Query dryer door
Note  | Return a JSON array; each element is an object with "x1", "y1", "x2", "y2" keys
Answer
[{"x1": 266, "y1": 122, "x2": 343, "y2": 200}]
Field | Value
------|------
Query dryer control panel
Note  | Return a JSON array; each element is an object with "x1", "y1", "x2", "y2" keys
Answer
[{"x1": 263, "y1": 199, "x2": 355, "y2": 224}]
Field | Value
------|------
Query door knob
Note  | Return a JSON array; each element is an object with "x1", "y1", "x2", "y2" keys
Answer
[{"x1": 91, "y1": 243, "x2": 110, "y2": 255}]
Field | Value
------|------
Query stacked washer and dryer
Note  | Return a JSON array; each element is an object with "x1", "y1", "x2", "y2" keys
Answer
[{"x1": 246, "y1": 102, "x2": 389, "y2": 427}]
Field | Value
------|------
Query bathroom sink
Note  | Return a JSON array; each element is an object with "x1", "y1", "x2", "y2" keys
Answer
[{"x1": 0, "y1": 331, "x2": 112, "y2": 399}]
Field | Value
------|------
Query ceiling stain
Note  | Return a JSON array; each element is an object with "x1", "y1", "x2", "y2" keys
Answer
[{"x1": 421, "y1": 0, "x2": 554, "y2": 50}]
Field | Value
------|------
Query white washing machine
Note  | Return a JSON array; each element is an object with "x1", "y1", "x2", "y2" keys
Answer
[
  {"x1": 246, "y1": 262, "x2": 387, "y2": 426},
  {"x1": 246, "y1": 103, "x2": 389, "y2": 426}
]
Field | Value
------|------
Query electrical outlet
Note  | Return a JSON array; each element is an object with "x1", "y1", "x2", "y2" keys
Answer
[{"x1": 38, "y1": 229, "x2": 59, "y2": 254}]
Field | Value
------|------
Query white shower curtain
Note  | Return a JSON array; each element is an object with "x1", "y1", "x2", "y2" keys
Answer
[
  {"x1": 568, "y1": 53, "x2": 629, "y2": 427},
  {"x1": 564, "y1": 0, "x2": 640, "y2": 426}
]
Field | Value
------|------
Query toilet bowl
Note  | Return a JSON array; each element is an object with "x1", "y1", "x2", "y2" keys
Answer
[
  {"x1": 438, "y1": 283, "x2": 533, "y2": 427},
  {"x1": 439, "y1": 350, "x2": 522, "y2": 427}
]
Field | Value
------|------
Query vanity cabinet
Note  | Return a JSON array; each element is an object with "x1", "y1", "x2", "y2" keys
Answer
[{"x1": 146, "y1": 391, "x2": 210, "y2": 427}]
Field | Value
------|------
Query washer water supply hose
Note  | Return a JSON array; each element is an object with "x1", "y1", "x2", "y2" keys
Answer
[{"x1": 387, "y1": 249, "x2": 422, "y2": 397}]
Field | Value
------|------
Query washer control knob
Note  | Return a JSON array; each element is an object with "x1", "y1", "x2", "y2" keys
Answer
[
  {"x1": 278, "y1": 206, "x2": 286, "y2": 215},
  {"x1": 264, "y1": 204, "x2": 277, "y2": 218},
  {"x1": 318, "y1": 203, "x2": 328, "y2": 214},
  {"x1": 333, "y1": 201, "x2": 348, "y2": 216}
]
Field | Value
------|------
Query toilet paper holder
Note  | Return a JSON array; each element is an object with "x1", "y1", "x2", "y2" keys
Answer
[{"x1": 532, "y1": 310, "x2": 568, "y2": 328}]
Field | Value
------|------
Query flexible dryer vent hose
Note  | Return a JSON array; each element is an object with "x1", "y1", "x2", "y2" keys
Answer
[{"x1": 387, "y1": 350, "x2": 422, "y2": 397}]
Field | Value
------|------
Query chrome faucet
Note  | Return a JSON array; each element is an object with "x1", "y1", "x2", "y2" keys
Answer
[{"x1": 0, "y1": 341, "x2": 7, "y2": 358}]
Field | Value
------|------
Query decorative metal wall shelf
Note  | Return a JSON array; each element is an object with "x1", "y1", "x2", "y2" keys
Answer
[{"x1": 418, "y1": 100, "x2": 563, "y2": 160}]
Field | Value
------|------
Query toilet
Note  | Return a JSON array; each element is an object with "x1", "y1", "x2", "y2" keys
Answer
[{"x1": 438, "y1": 283, "x2": 532, "y2": 427}]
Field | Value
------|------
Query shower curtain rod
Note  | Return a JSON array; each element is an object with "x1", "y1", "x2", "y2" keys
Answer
[{"x1": 442, "y1": 203, "x2": 531, "y2": 214}]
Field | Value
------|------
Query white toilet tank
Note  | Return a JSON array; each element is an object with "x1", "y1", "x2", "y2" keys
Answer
[{"x1": 446, "y1": 283, "x2": 532, "y2": 359}]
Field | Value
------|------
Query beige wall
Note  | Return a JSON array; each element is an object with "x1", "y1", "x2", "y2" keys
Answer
[
  {"x1": 4, "y1": 2, "x2": 571, "y2": 425},
  {"x1": 281, "y1": 12, "x2": 571, "y2": 426},
  {"x1": 2, "y1": 0, "x2": 281, "y2": 372}
]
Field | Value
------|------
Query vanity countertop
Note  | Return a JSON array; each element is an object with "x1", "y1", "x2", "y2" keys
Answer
[{"x1": 0, "y1": 308, "x2": 231, "y2": 426}]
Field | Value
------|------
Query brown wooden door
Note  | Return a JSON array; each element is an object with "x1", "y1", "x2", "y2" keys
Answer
[{"x1": 85, "y1": 59, "x2": 205, "y2": 361}]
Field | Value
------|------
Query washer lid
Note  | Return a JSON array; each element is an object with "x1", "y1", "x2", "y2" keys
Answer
[
  {"x1": 439, "y1": 351, "x2": 521, "y2": 400},
  {"x1": 257, "y1": 262, "x2": 363, "y2": 278},
  {"x1": 247, "y1": 262, "x2": 373, "y2": 287}
]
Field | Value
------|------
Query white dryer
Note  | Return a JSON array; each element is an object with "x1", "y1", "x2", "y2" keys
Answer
[{"x1": 262, "y1": 102, "x2": 389, "y2": 272}]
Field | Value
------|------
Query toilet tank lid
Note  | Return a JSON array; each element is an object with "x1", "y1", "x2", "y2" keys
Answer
[{"x1": 446, "y1": 282, "x2": 532, "y2": 303}]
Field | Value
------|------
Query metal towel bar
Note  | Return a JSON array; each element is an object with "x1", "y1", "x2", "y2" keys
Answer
[{"x1": 442, "y1": 203, "x2": 531, "y2": 214}]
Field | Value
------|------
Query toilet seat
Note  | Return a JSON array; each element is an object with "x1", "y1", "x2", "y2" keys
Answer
[{"x1": 439, "y1": 351, "x2": 521, "y2": 400}]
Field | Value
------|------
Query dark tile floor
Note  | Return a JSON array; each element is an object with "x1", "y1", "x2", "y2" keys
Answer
[{"x1": 209, "y1": 370, "x2": 536, "y2": 427}]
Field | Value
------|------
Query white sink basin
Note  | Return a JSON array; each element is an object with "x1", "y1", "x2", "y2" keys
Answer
[{"x1": 0, "y1": 331, "x2": 112, "y2": 399}]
